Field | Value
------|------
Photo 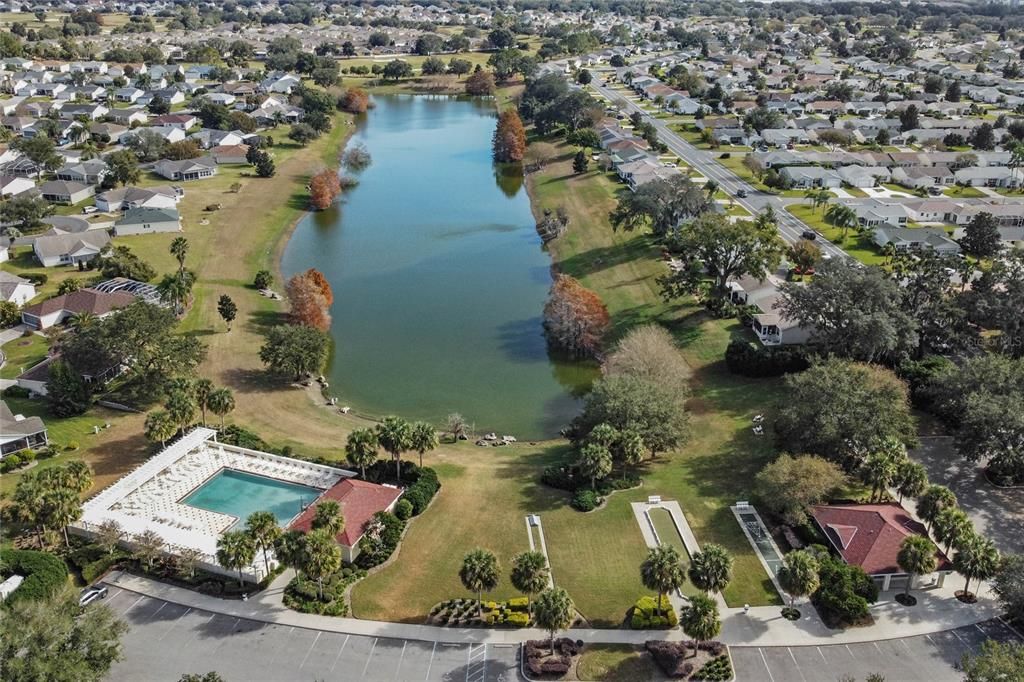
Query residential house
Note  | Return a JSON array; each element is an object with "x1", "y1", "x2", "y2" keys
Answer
[
  {"x1": 0, "y1": 401, "x2": 47, "y2": 458},
  {"x1": 150, "y1": 113, "x2": 198, "y2": 130},
  {"x1": 954, "y1": 166, "x2": 1020, "y2": 189},
  {"x1": 20, "y1": 287, "x2": 135, "y2": 330},
  {"x1": 838, "y1": 165, "x2": 890, "y2": 188},
  {"x1": 113, "y1": 87, "x2": 144, "y2": 103},
  {"x1": 891, "y1": 165, "x2": 955, "y2": 190},
  {"x1": 728, "y1": 272, "x2": 812, "y2": 347},
  {"x1": 0, "y1": 174, "x2": 34, "y2": 197},
  {"x1": 288, "y1": 478, "x2": 402, "y2": 562},
  {"x1": 0, "y1": 270, "x2": 34, "y2": 305},
  {"x1": 32, "y1": 230, "x2": 110, "y2": 267},
  {"x1": 55, "y1": 159, "x2": 109, "y2": 185},
  {"x1": 113, "y1": 207, "x2": 182, "y2": 236},
  {"x1": 106, "y1": 107, "x2": 148, "y2": 126},
  {"x1": 211, "y1": 144, "x2": 250, "y2": 164},
  {"x1": 810, "y1": 503, "x2": 953, "y2": 593},
  {"x1": 780, "y1": 165, "x2": 842, "y2": 189},
  {"x1": 872, "y1": 225, "x2": 961, "y2": 255},
  {"x1": 153, "y1": 157, "x2": 217, "y2": 182},
  {"x1": 37, "y1": 180, "x2": 95, "y2": 205},
  {"x1": 95, "y1": 185, "x2": 182, "y2": 212}
]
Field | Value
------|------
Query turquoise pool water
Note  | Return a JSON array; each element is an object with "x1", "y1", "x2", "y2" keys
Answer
[{"x1": 181, "y1": 469, "x2": 322, "y2": 528}]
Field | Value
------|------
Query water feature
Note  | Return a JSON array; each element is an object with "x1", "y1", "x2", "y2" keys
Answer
[{"x1": 282, "y1": 95, "x2": 597, "y2": 438}]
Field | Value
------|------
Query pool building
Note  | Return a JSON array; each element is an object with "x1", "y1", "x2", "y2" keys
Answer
[{"x1": 73, "y1": 428, "x2": 400, "y2": 582}]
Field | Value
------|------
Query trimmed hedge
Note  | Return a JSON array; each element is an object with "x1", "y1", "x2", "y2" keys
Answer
[
  {"x1": 645, "y1": 641, "x2": 729, "y2": 679},
  {"x1": 0, "y1": 548, "x2": 68, "y2": 604},
  {"x1": 354, "y1": 511, "x2": 405, "y2": 569},
  {"x1": 631, "y1": 595, "x2": 678, "y2": 629},
  {"x1": 523, "y1": 638, "x2": 582, "y2": 678},
  {"x1": 725, "y1": 339, "x2": 809, "y2": 377},
  {"x1": 571, "y1": 489, "x2": 601, "y2": 511}
]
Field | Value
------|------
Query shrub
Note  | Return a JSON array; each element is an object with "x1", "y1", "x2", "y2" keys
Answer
[
  {"x1": 541, "y1": 465, "x2": 578, "y2": 491},
  {"x1": 1, "y1": 454, "x2": 23, "y2": 472},
  {"x1": 508, "y1": 596, "x2": 529, "y2": 611},
  {"x1": 394, "y1": 498, "x2": 413, "y2": 521},
  {"x1": 403, "y1": 467, "x2": 440, "y2": 514},
  {"x1": 35, "y1": 446, "x2": 59, "y2": 460},
  {"x1": 65, "y1": 441, "x2": 80, "y2": 451},
  {"x1": 0, "y1": 549, "x2": 68, "y2": 603},
  {"x1": 507, "y1": 611, "x2": 530, "y2": 627},
  {"x1": 82, "y1": 553, "x2": 125, "y2": 583},
  {"x1": 571, "y1": 488, "x2": 601, "y2": 512},
  {"x1": 812, "y1": 554, "x2": 878, "y2": 628},
  {"x1": 218, "y1": 424, "x2": 271, "y2": 451},
  {"x1": 631, "y1": 595, "x2": 678, "y2": 628},
  {"x1": 3, "y1": 385, "x2": 30, "y2": 399},
  {"x1": 645, "y1": 640, "x2": 696, "y2": 678},
  {"x1": 725, "y1": 339, "x2": 809, "y2": 377},
  {"x1": 354, "y1": 512, "x2": 405, "y2": 569},
  {"x1": 20, "y1": 449, "x2": 36, "y2": 463}
]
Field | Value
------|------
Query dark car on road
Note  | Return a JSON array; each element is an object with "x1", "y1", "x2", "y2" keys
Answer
[{"x1": 801, "y1": 230, "x2": 817, "y2": 240}]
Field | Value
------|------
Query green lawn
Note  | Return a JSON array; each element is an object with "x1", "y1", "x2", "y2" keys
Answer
[
  {"x1": 787, "y1": 204, "x2": 886, "y2": 267},
  {"x1": 577, "y1": 645, "x2": 666, "y2": 682},
  {"x1": 647, "y1": 507, "x2": 701, "y2": 598},
  {"x1": 0, "y1": 332, "x2": 48, "y2": 379},
  {"x1": 944, "y1": 185, "x2": 986, "y2": 198}
]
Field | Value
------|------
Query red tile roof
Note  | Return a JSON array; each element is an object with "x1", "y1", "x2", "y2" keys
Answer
[
  {"x1": 289, "y1": 478, "x2": 402, "y2": 548},
  {"x1": 810, "y1": 503, "x2": 952, "y2": 575}
]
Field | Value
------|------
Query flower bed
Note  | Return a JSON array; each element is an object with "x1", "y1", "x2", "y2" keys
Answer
[
  {"x1": 523, "y1": 638, "x2": 583, "y2": 679},
  {"x1": 283, "y1": 566, "x2": 366, "y2": 616},
  {"x1": 428, "y1": 596, "x2": 531, "y2": 627},
  {"x1": 645, "y1": 640, "x2": 731, "y2": 680}
]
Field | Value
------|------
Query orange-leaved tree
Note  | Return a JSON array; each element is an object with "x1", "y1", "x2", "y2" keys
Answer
[
  {"x1": 492, "y1": 110, "x2": 526, "y2": 163},
  {"x1": 310, "y1": 169, "x2": 342, "y2": 210},
  {"x1": 287, "y1": 268, "x2": 334, "y2": 331},
  {"x1": 338, "y1": 87, "x2": 371, "y2": 114},
  {"x1": 542, "y1": 274, "x2": 610, "y2": 359}
]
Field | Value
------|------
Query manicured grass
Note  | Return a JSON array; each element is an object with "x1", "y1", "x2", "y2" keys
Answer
[
  {"x1": 787, "y1": 204, "x2": 886, "y2": 267},
  {"x1": 0, "y1": 332, "x2": 48, "y2": 379},
  {"x1": 843, "y1": 186, "x2": 869, "y2": 198},
  {"x1": 647, "y1": 507, "x2": 701, "y2": 598},
  {"x1": 944, "y1": 185, "x2": 986, "y2": 198},
  {"x1": 577, "y1": 644, "x2": 666, "y2": 682}
]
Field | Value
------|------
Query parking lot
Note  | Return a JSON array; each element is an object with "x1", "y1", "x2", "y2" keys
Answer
[
  {"x1": 103, "y1": 585, "x2": 1022, "y2": 682},
  {"x1": 102, "y1": 588, "x2": 521, "y2": 682},
  {"x1": 731, "y1": 619, "x2": 1023, "y2": 682}
]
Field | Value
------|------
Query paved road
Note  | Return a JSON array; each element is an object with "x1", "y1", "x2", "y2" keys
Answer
[
  {"x1": 103, "y1": 586, "x2": 1022, "y2": 682},
  {"x1": 589, "y1": 80, "x2": 852, "y2": 262}
]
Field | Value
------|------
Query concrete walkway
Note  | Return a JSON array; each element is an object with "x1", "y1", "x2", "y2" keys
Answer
[{"x1": 105, "y1": 570, "x2": 1002, "y2": 647}]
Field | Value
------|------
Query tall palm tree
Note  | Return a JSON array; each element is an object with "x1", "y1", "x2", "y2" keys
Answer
[
  {"x1": 918, "y1": 485, "x2": 957, "y2": 532},
  {"x1": 60, "y1": 460, "x2": 93, "y2": 494},
  {"x1": 68, "y1": 311, "x2": 97, "y2": 332},
  {"x1": 273, "y1": 530, "x2": 308, "y2": 572},
  {"x1": 409, "y1": 421, "x2": 438, "y2": 468},
  {"x1": 510, "y1": 551, "x2": 550, "y2": 612},
  {"x1": 933, "y1": 507, "x2": 973, "y2": 555},
  {"x1": 302, "y1": 529, "x2": 341, "y2": 600},
  {"x1": 687, "y1": 543, "x2": 733, "y2": 594},
  {"x1": 375, "y1": 416, "x2": 412, "y2": 481},
  {"x1": 169, "y1": 236, "x2": 189, "y2": 274},
  {"x1": 10, "y1": 473, "x2": 46, "y2": 548},
  {"x1": 144, "y1": 410, "x2": 177, "y2": 447},
  {"x1": 345, "y1": 428, "x2": 378, "y2": 478},
  {"x1": 533, "y1": 587, "x2": 575, "y2": 656},
  {"x1": 245, "y1": 511, "x2": 282, "y2": 577},
  {"x1": 157, "y1": 271, "x2": 195, "y2": 315},
  {"x1": 897, "y1": 535, "x2": 938, "y2": 603},
  {"x1": 679, "y1": 594, "x2": 721, "y2": 654},
  {"x1": 207, "y1": 387, "x2": 235, "y2": 428},
  {"x1": 192, "y1": 378, "x2": 214, "y2": 426},
  {"x1": 459, "y1": 548, "x2": 500, "y2": 615},
  {"x1": 640, "y1": 544, "x2": 685, "y2": 617},
  {"x1": 164, "y1": 387, "x2": 197, "y2": 435},
  {"x1": 216, "y1": 530, "x2": 256, "y2": 588},
  {"x1": 893, "y1": 460, "x2": 928, "y2": 503},
  {"x1": 311, "y1": 500, "x2": 344, "y2": 536},
  {"x1": 43, "y1": 487, "x2": 81, "y2": 547},
  {"x1": 953, "y1": 534, "x2": 1000, "y2": 598},
  {"x1": 576, "y1": 443, "x2": 612, "y2": 490},
  {"x1": 858, "y1": 450, "x2": 900, "y2": 502},
  {"x1": 777, "y1": 549, "x2": 820, "y2": 609},
  {"x1": 617, "y1": 429, "x2": 645, "y2": 475}
]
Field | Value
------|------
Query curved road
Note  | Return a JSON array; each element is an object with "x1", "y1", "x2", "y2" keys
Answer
[{"x1": 589, "y1": 80, "x2": 852, "y2": 262}]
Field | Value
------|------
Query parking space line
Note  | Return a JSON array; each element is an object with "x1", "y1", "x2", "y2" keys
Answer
[
  {"x1": 181, "y1": 614, "x2": 216, "y2": 649},
  {"x1": 361, "y1": 638, "x2": 378, "y2": 679},
  {"x1": 998, "y1": 616, "x2": 1024, "y2": 641},
  {"x1": 329, "y1": 634, "x2": 350, "y2": 673},
  {"x1": 393, "y1": 641, "x2": 407, "y2": 680},
  {"x1": 423, "y1": 641, "x2": 436, "y2": 681},
  {"x1": 120, "y1": 595, "x2": 145, "y2": 616},
  {"x1": 787, "y1": 648, "x2": 807, "y2": 682},
  {"x1": 148, "y1": 602, "x2": 167, "y2": 620},
  {"x1": 159, "y1": 607, "x2": 190, "y2": 640},
  {"x1": 845, "y1": 644, "x2": 856, "y2": 658},
  {"x1": 951, "y1": 629, "x2": 976, "y2": 653},
  {"x1": 758, "y1": 648, "x2": 776, "y2": 682},
  {"x1": 298, "y1": 632, "x2": 320, "y2": 669},
  {"x1": 816, "y1": 646, "x2": 827, "y2": 664}
]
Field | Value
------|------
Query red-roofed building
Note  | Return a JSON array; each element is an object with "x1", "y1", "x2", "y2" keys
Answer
[
  {"x1": 289, "y1": 478, "x2": 402, "y2": 562},
  {"x1": 810, "y1": 502, "x2": 953, "y2": 592}
]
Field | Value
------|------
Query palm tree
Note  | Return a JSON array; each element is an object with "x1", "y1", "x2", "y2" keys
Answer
[
  {"x1": 576, "y1": 443, "x2": 612, "y2": 490},
  {"x1": 311, "y1": 500, "x2": 344, "y2": 537},
  {"x1": 44, "y1": 487, "x2": 82, "y2": 547},
  {"x1": 245, "y1": 511, "x2": 282, "y2": 577},
  {"x1": 144, "y1": 410, "x2": 177, "y2": 447},
  {"x1": 193, "y1": 378, "x2": 214, "y2": 426},
  {"x1": 207, "y1": 388, "x2": 235, "y2": 428},
  {"x1": 273, "y1": 529, "x2": 308, "y2": 572},
  {"x1": 9, "y1": 473, "x2": 46, "y2": 548},
  {"x1": 61, "y1": 460, "x2": 93, "y2": 494},
  {"x1": 459, "y1": 548, "x2": 500, "y2": 615},
  {"x1": 216, "y1": 530, "x2": 256, "y2": 588},
  {"x1": 893, "y1": 460, "x2": 928, "y2": 503},
  {"x1": 345, "y1": 428, "x2": 378, "y2": 478},
  {"x1": 777, "y1": 549, "x2": 820, "y2": 609},
  {"x1": 679, "y1": 594, "x2": 721, "y2": 653},
  {"x1": 918, "y1": 485, "x2": 957, "y2": 532},
  {"x1": 164, "y1": 387, "x2": 197, "y2": 435},
  {"x1": 409, "y1": 421, "x2": 438, "y2": 468},
  {"x1": 825, "y1": 203, "x2": 859, "y2": 240},
  {"x1": 68, "y1": 311, "x2": 96, "y2": 332},
  {"x1": 169, "y1": 236, "x2": 189, "y2": 274},
  {"x1": 953, "y1": 534, "x2": 1000, "y2": 599},
  {"x1": 897, "y1": 535, "x2": 938, "y2": 604},
  {"x1": 376, "y1": 416, "x2": 412, "y2": 481},
  {"x1": 859, "y1": 450, "x2": 900, "y2": 502},
  {"x1": 510, "y1": 551, "x2": 550, "y2": 612},
  {"x1": 933, "y1": 507, "x2": 973, "y2": 555},
  {"x1": 133, "y1": 530, "x2": 166, "y2": 570},
  {"x1": 617, "y1": 428, "x2": 645, "y2": 475},
  {"x1": 302, "y1": 529, "x2": 341, "y2": 600},
  {"x1": 687, "y1": 543, "x2": 733, "y2": 594},
  {"x1": 640, "y1": 544, "x2": 685, "y2": 617},
  {"x1": 157, "y1": 271, "x2": 195, "y2": 315},
  {"x1": 533, "y1": 587, "x2": 575, "y2": 655}
]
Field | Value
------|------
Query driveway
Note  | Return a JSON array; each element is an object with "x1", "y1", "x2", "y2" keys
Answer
[{"x1": 911, "y1": 435, "x2": 1024, "y2": 554}]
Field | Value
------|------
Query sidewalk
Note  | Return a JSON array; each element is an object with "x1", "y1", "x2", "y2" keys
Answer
[{"x1": 105, "y1": 570, "x2": 1001, "y2": 647}]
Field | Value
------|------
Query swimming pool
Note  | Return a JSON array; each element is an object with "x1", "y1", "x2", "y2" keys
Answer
[{"x1": 181, "y1": 469, "x2": 323, "y2": 529}]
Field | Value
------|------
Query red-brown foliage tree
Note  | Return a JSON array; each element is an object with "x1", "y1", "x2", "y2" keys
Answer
[
  {"x1": 542, "y1": 274, "x2": 610, "y2": 359},
  {"x1": 309, "y1": 169, "x2": 342, "y2": 210},
  {"x1": 287, "y1": 268, "x2": 334, "y2": 331},
  {"x1": 493, "y1": 110, "x2": 526, "y2": 163},
  {"x1": 337, "y1": 87, "x2": 372, "y2": 114},
  {"x1": 465, "y1": 69, "x2": 496, "y2": 96}
]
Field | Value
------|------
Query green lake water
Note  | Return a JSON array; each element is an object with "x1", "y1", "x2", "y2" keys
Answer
[{"x1": 281, "y1": 95, "x2": 597, "y2": 439}]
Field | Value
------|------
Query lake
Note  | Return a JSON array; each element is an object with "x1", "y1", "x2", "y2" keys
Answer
[{"x1": 281, "y1": 95, "x2": 596, "y2": 439}]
